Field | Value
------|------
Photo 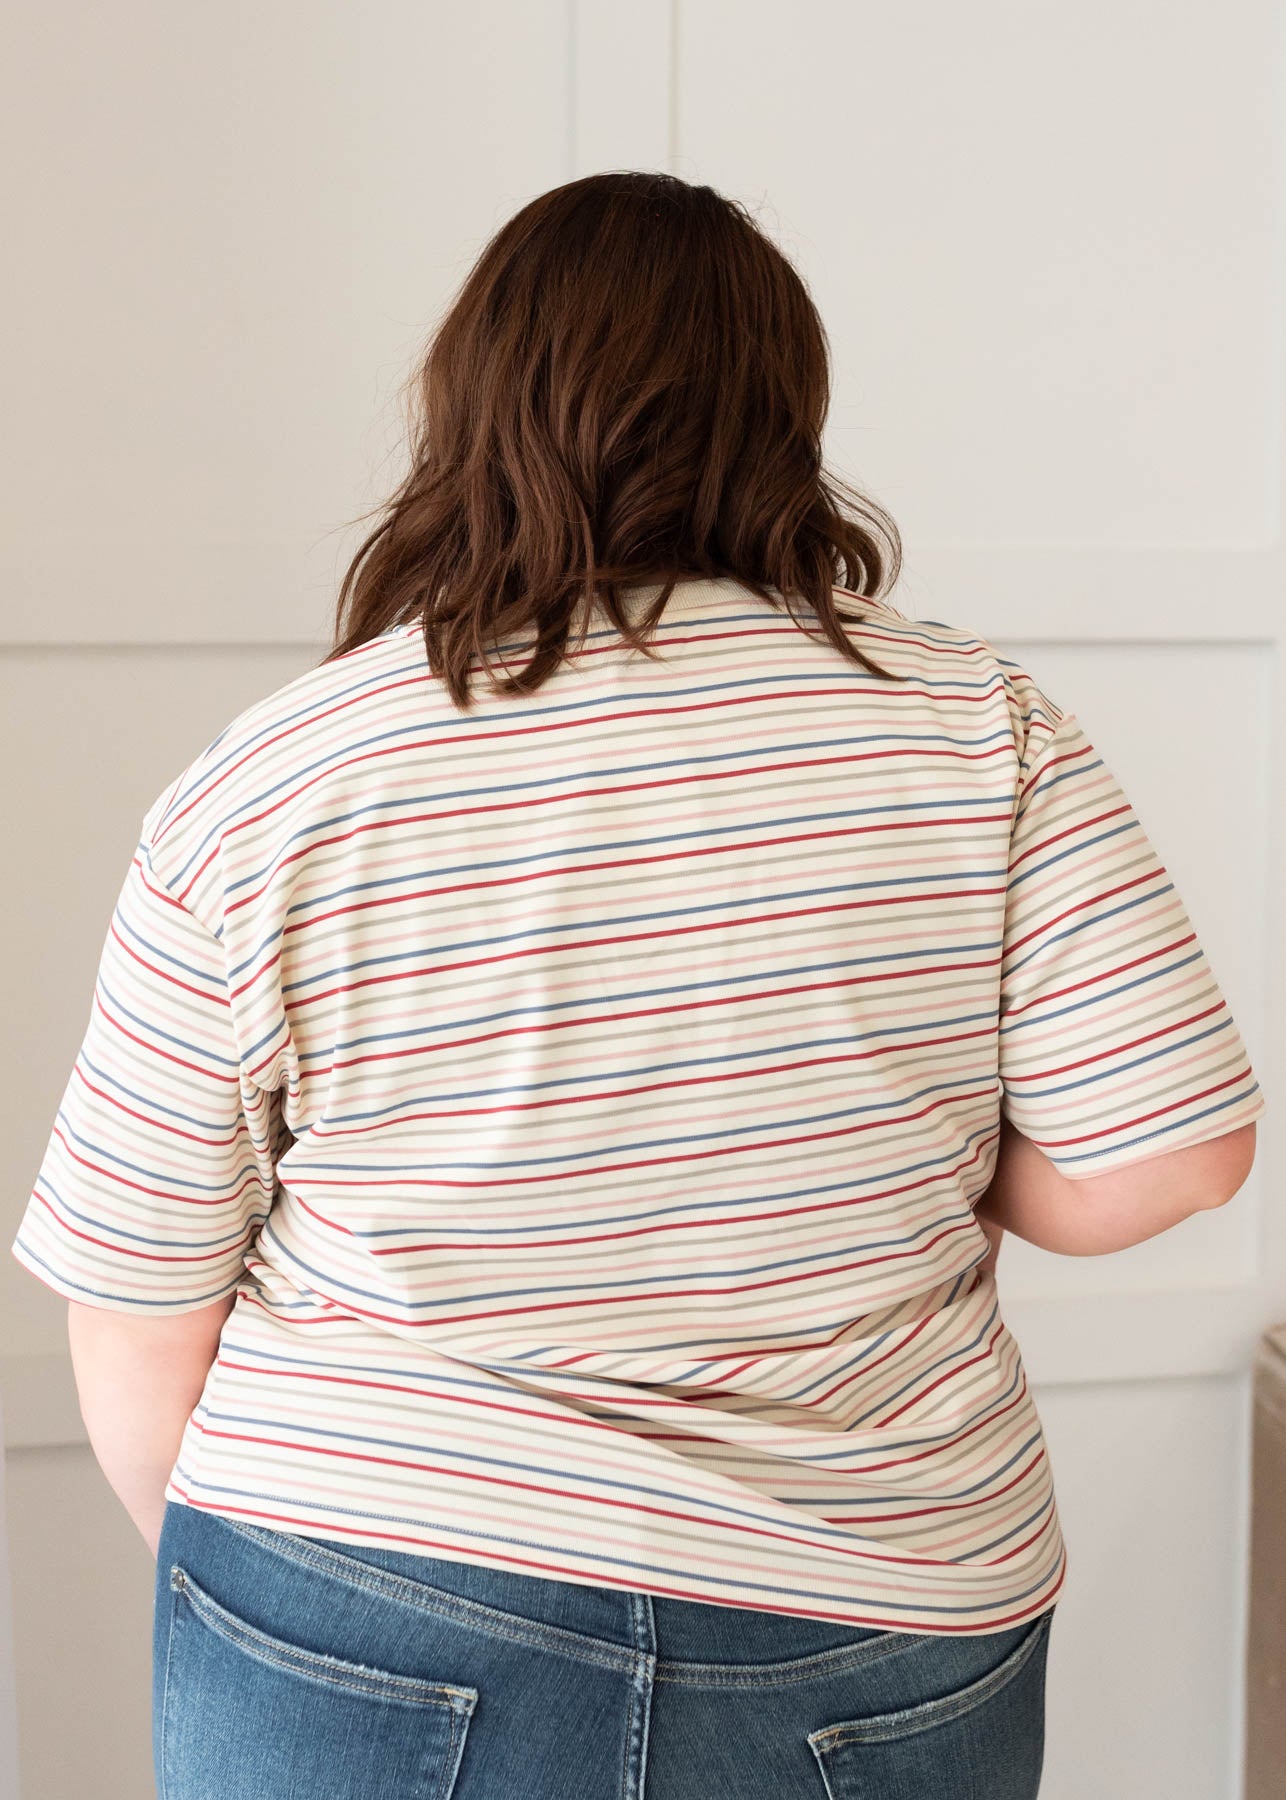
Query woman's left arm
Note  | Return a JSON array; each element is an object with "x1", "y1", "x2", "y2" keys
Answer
[{"x1": 66, "y1": 1293, "x2": 234, "y2": 1558}]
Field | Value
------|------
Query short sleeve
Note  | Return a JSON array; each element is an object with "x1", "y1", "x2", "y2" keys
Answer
[
  {"x1": 10, "y1": 823, "x2": 278, "y2": 1313},
  {"x1": 998, "y1": 709, "x2": 1267, "y2": 1177}
]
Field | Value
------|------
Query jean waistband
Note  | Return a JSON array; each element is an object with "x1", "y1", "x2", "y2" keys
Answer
[{"x1": 185, "y1": 1506, "x2": 947, "y2": 1684}]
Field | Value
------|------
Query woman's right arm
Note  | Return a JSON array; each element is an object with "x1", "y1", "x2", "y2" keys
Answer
[{"x1": 974, "y1": 1115, "x2": 1258, "y2": 1258}]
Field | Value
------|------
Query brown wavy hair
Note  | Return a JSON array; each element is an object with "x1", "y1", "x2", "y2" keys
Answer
[{"x1": 324, "y1": 171, "x2": 903, "y2": 710}]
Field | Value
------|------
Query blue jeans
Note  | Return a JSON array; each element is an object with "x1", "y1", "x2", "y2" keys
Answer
[{"x1": 153, "y1": 1499, "x2": 1052, "y2": 1798}]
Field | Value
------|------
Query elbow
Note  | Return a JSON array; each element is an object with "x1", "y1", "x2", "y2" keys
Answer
[
  {"x1": 1192, "y1": 1122, "x2": 1258, "y2": 1211},
  {"x1": 1048, "y1": 1122, "x2": 1261, "y2": 1256}
]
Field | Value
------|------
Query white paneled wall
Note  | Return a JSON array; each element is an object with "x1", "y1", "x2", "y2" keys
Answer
[{"x1": 1, "y1": 3, "x2": 1281, "y2": 1796}]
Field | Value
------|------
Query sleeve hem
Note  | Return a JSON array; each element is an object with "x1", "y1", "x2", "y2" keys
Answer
[
  {"x1": 9, "y1": 1235, "x2": 242, "y2": 1316},
  {"x1": 1053, "y1": 1089, "x2": 1267, "y2": 1182}
]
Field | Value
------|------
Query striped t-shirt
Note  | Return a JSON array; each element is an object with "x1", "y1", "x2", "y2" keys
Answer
[{"x1": 10, "y1": 575, "x2": 1267, "y2": 1635}]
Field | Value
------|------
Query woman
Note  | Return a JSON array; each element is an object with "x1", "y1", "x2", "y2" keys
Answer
[{"x1": 11, "y1": 172, "x2": 1264, "y2": 1799}]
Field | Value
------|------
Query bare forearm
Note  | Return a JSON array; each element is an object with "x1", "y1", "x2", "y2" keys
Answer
[
  {"x1": 66, "y1": 1295, "x2": 233, "y2": 1556},
  {"x1": 974, "y1": 1115, "x2": 1256, "y2": 1256}
]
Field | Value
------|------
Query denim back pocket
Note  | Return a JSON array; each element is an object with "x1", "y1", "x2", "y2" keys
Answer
[
  {"x1": 806, "y1": 1608, "x2": 1053, "y2": 1800},
  {"x1": 160, "y1": 1563, "x2": 478, "y2": 1800}
]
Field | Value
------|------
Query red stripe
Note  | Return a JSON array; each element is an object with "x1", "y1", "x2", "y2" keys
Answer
[
  {"x1": 246, "y1": 878, "x2": 1008, "y2": 1022},
  {"x1": 301, "y1": 1020, "x2": 1002, "y2": 1143},
  {"x1": 823, "y1": 1445, "x2": 1047, "y2": 1524},
  {"x1": 873, "y1": 1323, "x2": 1009, "y2": 1427},
  {"x1": 59, "y1": 1062, "x2": 239, "y2": 1147},
  {"x1": 93, "y1": 962, "x2": 238, "y2": 1087},
  {"x1": 225, "y1": 785, "x2": 1012, "y2": 944},
  {"x1": 256, "y1": 1221, "x2": 981, "y2": 1335},
  {"x1": 42, "y1": 1119, "x2": 256, "y2": 1207},
  {"x1": 1008, "y1": 801, "x2": 1136, "y2": 878},
  {"x1": 24, "y1": 1186, "x2": 253, "y2": 1266},
  {"x1": 1000, "y1": 930, "x2": 1199, "y2": 1023},
  {"x1": 268, "y1": 956, "x2": 1006, "y2": 1092},
  {"x1": 1005, "y1": 999, "x2": 1229, "y2": 1084},
  {"x1": 370, "y1": 1147, "x2": 996, "y2": 1261},
  {"x1": 1017, "y1": 736, "x2": 1094, "y2": 797},
  {"x1": 164, "y1": 1487, "x2": 1066, "y2": 1633},
  {"x1": 283, "y1": 1085, "x2": 1000, "y2": 1203},
  {"x1": 158, "y1": 669, "x2": 1009, "y2": 878},
  {"x1": 1032, "y1": 1069, "x2": 1258, "y2": 1155},
  {"x1": 173, "y1": 1415, "x2": 1039, "y2": 1580}
]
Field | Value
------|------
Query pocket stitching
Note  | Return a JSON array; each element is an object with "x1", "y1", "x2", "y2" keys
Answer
[
  {"x1": 212, "y1": 1514, "x2": 927, "y2": 1689},
  {"x1": 807, "y1": 1608, "x2": 1052, "y2": 1751},
  {"x1": 207, "y1": 1515, "x2": 639, "y2": 1674},
  {"x1": 432, "y1": 1703, "x2": 471, "y2": 1800},
  {"x1": 170, "y1": 1563, "x2": 479, "y2": 1714},
  {"x1": 159, "y1": 1568, "x2": 182, "y2": 1800},
  {"x1": 652, "y1": 1629, "x2": 924, "y2": 1691}
]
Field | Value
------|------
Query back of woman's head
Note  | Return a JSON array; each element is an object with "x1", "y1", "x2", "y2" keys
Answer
[{"x1": 328, "y1": 170, "x2": 902, "y2": 708}]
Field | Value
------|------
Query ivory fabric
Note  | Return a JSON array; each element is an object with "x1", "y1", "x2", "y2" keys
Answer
[{"x1": 11, "y1": 576, "x2": 1266, "y2": 1633}]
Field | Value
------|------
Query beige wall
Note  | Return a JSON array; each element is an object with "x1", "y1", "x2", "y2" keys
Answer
[{"x1": 2, "y1": 1, "x2": 1282, "y2": 1795}]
